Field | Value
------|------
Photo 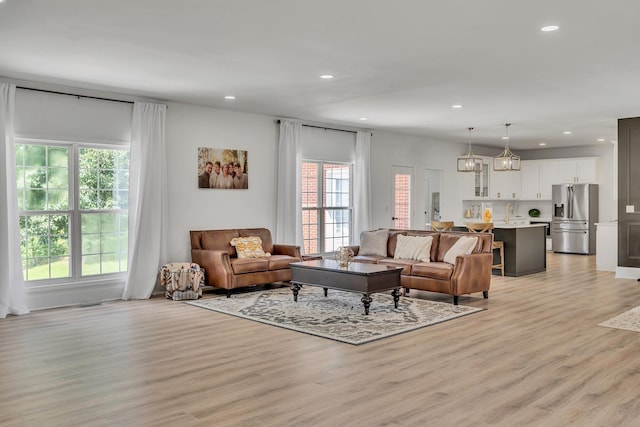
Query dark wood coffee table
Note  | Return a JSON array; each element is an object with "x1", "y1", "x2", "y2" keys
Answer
[{"x1": 289, "y1": 260, "x2": 404, "y2": 315}]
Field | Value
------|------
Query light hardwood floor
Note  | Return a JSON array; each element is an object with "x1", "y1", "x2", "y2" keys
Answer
[{"x1": 1, "y1": 253, "x2": 640, "y2": 427}]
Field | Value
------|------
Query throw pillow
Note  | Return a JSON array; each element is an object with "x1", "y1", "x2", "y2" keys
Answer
[
  {"x1": 230, "y1": 236, "x2": 271, "y2": 259},
  {"x1": 394, "y1": 234, "x2": 433, "y2": 262},
  {"x1": 359, "y1": 229, "x2": 389, "y2": 257},
  {"x1": 443, "y1": 236, "x2": 478, "y2": 265}
]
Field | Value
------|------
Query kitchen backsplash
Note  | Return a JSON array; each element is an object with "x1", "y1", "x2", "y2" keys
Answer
[{"x1": 462, "y1": 200, "x2": 552, "y2": 220}]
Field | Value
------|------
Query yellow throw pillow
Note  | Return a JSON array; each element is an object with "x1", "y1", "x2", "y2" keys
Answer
[{"x1": 230, "y1": 236, "x2": 271, "y2": 259}]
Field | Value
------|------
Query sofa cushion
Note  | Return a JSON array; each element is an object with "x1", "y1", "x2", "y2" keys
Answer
[
  {"x1": 230, "y1": 236, "x2": 271, "y2": 259},
  {"x1": 443, "y1": 236, "x2": 478, "y2": 265},
  {"x1": 202, "y1": 229, "x2": 240, "y2": 257},
  {"x1": 239, "y1": 228, "x2": 274, "y2": 254},
  {"x1": 231, "y1": 258, "x2": 269, "y2": 274},
  {"x1": 377, "y1": 258, "x2": 420, "y2": 275},
  {"x1": 394, "y1": 234, "x2": 433, "y2": 262},
  {"x1": 353, "y1": 255, "x2": 384, "y2": 264},
  {"x1": 387, "y1": 230, "x2": 408, "y2": 258},
  {"x1": 411, "y1": 262, "x2": 454, "y2": 280},
  {"x1": 267, "y1": 255, "x2": 297, "y2": 270},
  {"x1": 359, "y1": 229, "x2": 389, "y2": 256}
]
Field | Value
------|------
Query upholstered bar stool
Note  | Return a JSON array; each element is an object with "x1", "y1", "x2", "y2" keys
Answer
[
  {"x1": 465, "y1": 222, "x2": 504, "y2": 276},
  {"x1": 430, "y1": 221, "x2": 455, "y2": 231}
]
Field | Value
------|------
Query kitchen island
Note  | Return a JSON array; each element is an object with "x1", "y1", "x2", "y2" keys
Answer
[
  {"x1": 493, "y1": 224, "x2": 547, "y2": 277},
  {"x1": 455, "y1": 222, "x2": 547, "y2": 277}
]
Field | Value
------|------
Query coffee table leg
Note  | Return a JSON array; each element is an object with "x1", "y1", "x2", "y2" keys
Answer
[
  {"x1": 391, "y1": 288, "x2": 400, "y2": 309},
  {"x1": 323, "y1": 287, "x2": 328, "y2": 297},
  {"x1": 361, "y1": 293, "x2": 373, "y2": 315},
  {"x1": 290, "y1": 283, "x2": 301, "y2": 302}
]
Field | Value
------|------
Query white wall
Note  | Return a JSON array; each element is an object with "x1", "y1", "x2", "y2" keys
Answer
[
  {"x1": 165, "y1": 103, "x2": 280, "y2": 262},
  {"x1": 370, "y1": 130, "x2": 464, "y2": 229}
]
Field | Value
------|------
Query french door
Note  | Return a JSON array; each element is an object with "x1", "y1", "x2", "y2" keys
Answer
[{"x1": 391, "y1": 166, "x2": 414, "y2": 229}]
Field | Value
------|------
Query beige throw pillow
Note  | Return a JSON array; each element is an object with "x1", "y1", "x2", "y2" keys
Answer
[
  {"x1": 230, "y1": 236, "x2": 271, "y2": 259},
  {"x1": 359, "y1": 229, "x2": 389, "y2": 256},
  {"x1": 394, "y1": 234, "x2": 433, "y2": 262},
  {"x1": 443, "y1": 236, "x2": 478, "y2": 265}
]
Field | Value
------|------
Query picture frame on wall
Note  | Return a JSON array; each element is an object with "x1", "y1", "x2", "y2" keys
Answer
[{"x1": 197, "y1": 147, "x2": 248, "y2": 189}]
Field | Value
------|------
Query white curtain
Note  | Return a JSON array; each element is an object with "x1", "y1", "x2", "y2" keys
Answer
[
  {"x1": 122, "y1": 102, "x2": 168, "y2": 300},
  {"x1": 353, "y1": 131, "x2": 372, "y2": 244},
  {"x1": 0, "y1": 83, "x2": 29, "y2": 318},
  {"x1": 275, "y1": 120, "x2": 303, "y2": 248}
]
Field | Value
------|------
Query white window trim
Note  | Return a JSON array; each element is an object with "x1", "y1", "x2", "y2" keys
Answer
[{"x1": 15, "y1": 137, "x2": 130, "y2": 287}]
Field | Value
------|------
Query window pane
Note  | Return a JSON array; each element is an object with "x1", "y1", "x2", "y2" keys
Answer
[
  {"x1": 302, "y1": 162, "x2": 319, "y2": 208},
  {"x1": 302, "y1": 209, "x2": 319, "y2": 255},
  {"x1": 323, "y1": 164, "x2": 350, "y2": 208},
  {"x1": 324, "y1": 209, "x2": 350, "y2": 252},
  {"x1": 81, "y1": 212, "x2": 128, "y2": 276},
  {"x1": 26, "y1": 190, "x2": 46, "y2": 210},
  {"x1": 48, "y1": 147, "x2": 68, "y2": 167},
  {"x1": 394, "y1": 174, "x2": 411, "y2": 229},
  {"x1": 20, "y1": 214, "x2": 70, "y2": 281},
  {"x1": 24, "y1": 145, "x2": 46, "y2": 166}
]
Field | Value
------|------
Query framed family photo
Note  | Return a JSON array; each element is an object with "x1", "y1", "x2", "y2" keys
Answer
[{"x1": 197, "y1": 147, "x2": 248, "y2": 189}]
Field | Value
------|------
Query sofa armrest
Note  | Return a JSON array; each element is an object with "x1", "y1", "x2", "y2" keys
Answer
[
  {"x1": 451, "y1": 252, "x2": 492, "y2": 295},
  {"x1": 191, "y1": 249, "x2": 234, "y2": 288},
  {"x1": 273, "y1": 244, "x2": 302, "y2": 259}
]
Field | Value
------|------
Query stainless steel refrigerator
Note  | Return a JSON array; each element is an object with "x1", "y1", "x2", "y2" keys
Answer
[{"x1": 551, "y1": 183, "x2": 598, "y2": 254}]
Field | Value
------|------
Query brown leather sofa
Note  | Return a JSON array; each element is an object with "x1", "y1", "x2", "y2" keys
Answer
[
  {"x1": 348, "y1": 229, "x2": 493, "y2": 304},
  {"x1": 190, "y1": 228, "x2": 301, "y2": 297}
]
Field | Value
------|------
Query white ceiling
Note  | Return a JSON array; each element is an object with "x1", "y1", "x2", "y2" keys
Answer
[{"x1": 1, "y1": 0, "x2": 639, "y2": 150}]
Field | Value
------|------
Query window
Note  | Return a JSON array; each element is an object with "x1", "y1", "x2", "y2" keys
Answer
[
  {"x1": 16, "y1": 140, "x2": 129, "y2": 282},
  {"x1": 302, "y1": 161, "x2": 352, "y2": 255}
]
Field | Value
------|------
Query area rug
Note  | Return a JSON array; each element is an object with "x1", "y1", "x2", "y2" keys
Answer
[
  {"x1": 185, "y1": 287, "x2": 485, "y2": 345},
  {"x1": 598, "y1": 306, "x2": 640, "y2": 332}
]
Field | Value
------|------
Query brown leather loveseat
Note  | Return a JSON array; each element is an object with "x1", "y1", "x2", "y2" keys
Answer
[
  {"x1": 348, "y1": 229, "x2": 493, "y2": 304},
  {"x1": 190, "y1": 228, "x2": 301, "y2": 297}
]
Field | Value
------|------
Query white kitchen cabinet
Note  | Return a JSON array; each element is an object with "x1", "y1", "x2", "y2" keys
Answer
[
  {"x1": 555, "y1": 158, "x2": 597, "y2": 183},
  {"x1": 489, "y1": 168, "x2": 521, "y2": 199},
  {"x1": 521, "y1": 160, "x2": 555, "y2": 200},
  {"x1": 459, "y1": 158, "x2": 490, "y2": 198}
]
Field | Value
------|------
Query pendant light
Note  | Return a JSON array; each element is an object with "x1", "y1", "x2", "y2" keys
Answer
[
  {"x1": 457, "y1": 127, "x2": 482, "y2": 172},
  {"x1": 493, "y1": 123, "x2": 520, "y2": 171}
]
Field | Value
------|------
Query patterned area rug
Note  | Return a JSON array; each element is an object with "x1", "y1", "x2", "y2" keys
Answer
[
  {"x1": 186, "y1": 287, "x2": 485, "y2": 345},
  {"x1": 599, "y1": 306, "x2": 640, "y2": 332}
]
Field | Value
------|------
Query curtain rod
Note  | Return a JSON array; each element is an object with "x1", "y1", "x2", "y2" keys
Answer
[
  {"x1": 277, "y1": 119, "x2": 367, "y2": 135},
  {"x1": 16, "y1": 86, "x2": 135, "y2": 105}
]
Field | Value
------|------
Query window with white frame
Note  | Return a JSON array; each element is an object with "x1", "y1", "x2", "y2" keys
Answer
[
  {"x1": 16, "y1": 140, "x2": 129, "y2": 282},
  {"x1": 302, "y1": 161, "x2": 352, "y2": 255}
]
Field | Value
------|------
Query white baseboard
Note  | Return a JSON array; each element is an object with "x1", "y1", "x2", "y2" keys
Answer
[
  {"x1": 616, "y1": 266, "x2": 640, "y2": 280},
  {"x1": 26, "y1": 279, "x2": 126, "y2": 311}
]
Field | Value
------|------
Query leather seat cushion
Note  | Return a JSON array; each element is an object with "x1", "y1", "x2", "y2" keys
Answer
[
  {"x1": 411, "y1": 262, "x2": 454, "y2": 280},
  {"x1": 353, "y1": 255, "x2": 385, "y2": 264},
  {"x1": 231, "y1": 258, "x2": 269, "y2": 274},
  {"x1": 377, "y1": 258, "x2": 420, "y2": 275},
  {"x1": 268, "y1": 255, "x2": 298, "y2": 270}
]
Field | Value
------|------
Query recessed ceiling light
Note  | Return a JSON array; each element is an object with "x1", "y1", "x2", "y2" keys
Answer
[
  {"x1": 539, "y1": 142, "x2": 547, "y2": 146},
  {"x1": 563, "y1": 131, "x2": 572, "y2": 135},
  {"x1": 320, "y1": 74, "x2": 335, "y2": 79},
  {"x1": 224, "y1": 95, "x2": 236, "y2": 100},
  {"x1": 452, "y1": 105, "x2": 463, "y2": 109},
  {"x1": 541, "y1": 25, "x2": 559, "y2": 32},
  {"x1": 359, "y1": 117, "x2": 368, "y2": 121},
  {"x1": 597, "y1": 138, "x2": 605, "y2": 142}
]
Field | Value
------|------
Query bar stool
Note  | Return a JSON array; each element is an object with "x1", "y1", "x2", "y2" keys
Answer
[
  {"x1": 465, "y1": 222, "x2": 504, "y2": 276},
  {"x1": 430, "y1": 221, "x2": 455, "y2": 231}
]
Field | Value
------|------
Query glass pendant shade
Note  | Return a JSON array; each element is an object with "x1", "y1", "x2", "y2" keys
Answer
[
  {"x1": 457, "y1": 127, "x2": 482, "y2": 172},
  {"x1": 493, "y1": 123, "x2": 520, "y2": 171}
]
